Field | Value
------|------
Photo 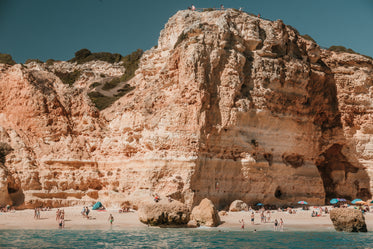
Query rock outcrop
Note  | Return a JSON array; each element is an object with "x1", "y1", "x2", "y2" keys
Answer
[
  {"x1": 330, "y1": 208, "x2": 368, "y2": 232},
  {"x1": 138, "y1": 200, "x2": 190, "y2": 226},
  {"x1": 0, "y1": 9, "x2": 372, "y2": 209},
  {"x1": 190, "y1": 198, "x2": 220, "y2": 227},
  {"x1": 229, "y1": 200, "x2": 249, "y2": 212}
]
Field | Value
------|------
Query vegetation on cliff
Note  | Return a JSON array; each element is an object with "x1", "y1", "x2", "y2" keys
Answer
[
  {"x1": 55, "y1": 70, "x2": 81, "y2": 86},
  {"x1": 69, "y1": 48, "x2": 143, "y2": 68},
  {"x1": 102, "y1": 49, "x2": 143, "y2": 90},
  {"x1": 0, "y1": 53, "x2": 16, "y2": 65},
  {"x1": 88, "y1": 84, "x2": 135, "y2": 110},
  {"x1": 87, "y1": 92, "x2": 117, "y2": 110},
  {"x1": 70, "y1": 49, "x2": 123, "y2": 64},
  {"x1": 25, "y1": 59, "x2": 43, "y2": 64},
  {"x1": 328, "y1": 46, "x2": 372, "y2": 60},
  {"x1": 301, "y1": 34, "x2": 316, "y2": 43}
]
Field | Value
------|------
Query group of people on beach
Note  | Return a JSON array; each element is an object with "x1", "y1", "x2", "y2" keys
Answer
[
  {"x1": 56, "y1": 209, "x2": 65, "y2": 228},
  {"x1": 0, "y1": 204, "x2": 14, "y2": 212},
  {"x1": 240, "y1": 212, "x2": 284, "y2": 231},
  {"x1": 260, "y1": 210, "x2": 271, "y2": 223},
  {"x1": 33, "y1": 206, "x2": 52, "y2": 219},
  {"x1": 34, "y1": 208, "x2": 41, "y2": 219},
  {"x1": 311, "y1": 207, "x2": 329, "y2": 217},
  {"x1": 81, "y1": 206, "x2": 90, "y2": 219},
  {"x1": 273, "y1": 218, "x2": 284, "y2": 231}
]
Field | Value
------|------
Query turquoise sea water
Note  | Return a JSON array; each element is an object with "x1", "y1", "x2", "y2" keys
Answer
[{"x1": 1, "y1": 228, "x2": 373, "y2": 248}]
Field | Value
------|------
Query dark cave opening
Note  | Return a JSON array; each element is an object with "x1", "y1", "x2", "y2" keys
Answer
[
  {"x1": 275, "y1": 187, "x2": 282, "y2": 199},
  {"x1": 316, "y1": 144, "x2": 371, "y2": 203}
]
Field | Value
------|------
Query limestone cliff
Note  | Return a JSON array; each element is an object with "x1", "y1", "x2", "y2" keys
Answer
[{"x1": 0, "y1": 9, "x2": 372, "y2": 209}]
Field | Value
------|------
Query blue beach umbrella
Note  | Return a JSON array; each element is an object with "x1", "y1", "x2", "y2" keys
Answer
[
  {"x1": 351, "y1": 199, "x2": 363, "y2": 204},
  {"x1": 330, "y1": 199, "x2": 339, "y2": 204},
  {"x1": 297, "y1": 201, "x2": 308, "y2": 205},
  {"x1": 256, "y1": 203, "x2": 263, "y2": 206},
  {"x1": 338, "y1": 198, "x2": 346, "y2": 202}
]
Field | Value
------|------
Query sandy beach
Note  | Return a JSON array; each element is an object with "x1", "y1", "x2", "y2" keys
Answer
[{"x1": 1, "y1": 206, "x2": 373, "y2": 231}]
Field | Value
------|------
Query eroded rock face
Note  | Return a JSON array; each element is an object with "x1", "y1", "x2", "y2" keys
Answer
[
  {"x1": 190, "y1": 198, "x2": 220, "y2": 227},
  {"x1": 330, "y1": 208, "x2": 367, "y2": 232},
  {"x1": 0, "y1": 9, "x2": 372, "y2": 209},
  {"x1": 138, "y1": 200, "x2": 190, "y2": 226}
]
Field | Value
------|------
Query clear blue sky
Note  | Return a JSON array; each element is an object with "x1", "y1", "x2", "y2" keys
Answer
[{"x1": 1, "y1": 0, "x2": 372, "y2": 63}]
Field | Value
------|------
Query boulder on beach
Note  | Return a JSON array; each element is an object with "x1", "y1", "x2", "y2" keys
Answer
[
  {"x1": 219, "y1": 210, "x2": 228, "y2": 216},
  {"x1": 190, "y1": 198, "x2": 220, "y2": 227},
  {"x1": 229, "y1": 200, "x2": 248, "y2": 212},
  {"x1": 138, "y1": 200, "x2": 190, "y2": 226},
  {"x1": 330, "y1": 208, "x2": 367, "y2": 232}
]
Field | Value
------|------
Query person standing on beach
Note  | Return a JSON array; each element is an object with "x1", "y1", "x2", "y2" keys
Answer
[
  {"x1": 239, "y1": 219, "x2": 245, "y2": 229},
  {"x1": 34, "y1": 208, "x2": 37, "y2": 219},
  {"x1": 274, "y1": 219, "x2": 278, "y2": 231},
  {"x1": 85, "y1": 206, "x2": 90, "y2": 219},
  {"x1": 266, "y1": 210, "x2": 271, "y2": 223},
  {"x1": 260, "y1": 211, "x2": 265, "y2": 223},
  {"x1": 56, "y1": 209, "x2": 60, "y2": 221},
  {"x1": 109, "y1": 214, "x2": 114, "y2": 225},
  {"x1": 279, "y1": 218, "x2": 284, "y2": 231},
  {"x1": 251, "y1": 212, "x2": 255, "y2": 224}
]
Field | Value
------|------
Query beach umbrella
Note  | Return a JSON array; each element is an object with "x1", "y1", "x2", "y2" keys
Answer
[
  {"x1": 297, "y1": 201, "x2": 308, "y2": 205},
  {"x1": 338, "y1": 198, "x2": 346, "y2": 202},
  {"x1": 330, "y1": 199, "x2": 339, "y2": 204},
  {"x1": 351, "y1": 199, "x2": 363, "y2": 204},
  {"x1": 92, "y1": 201, "x2": 102, "y2": 210},
  {"x1": 370, "y1": 200, "x2": 373, "y2": 204},
  {"x1": 256, "y1": 203, "x2": 263, "y2": 206}
]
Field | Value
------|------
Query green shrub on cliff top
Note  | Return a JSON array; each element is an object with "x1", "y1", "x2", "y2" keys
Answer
[
  {"x1": 301, "y1": 34, "x2": 316, "y2": 43},
  {"x1": 70, "y1": 48, "x2": 123, "y2": 64},
  {"x1": 0, "y1": 53, "x2": 16, "y2": 65},
  {"x1": 120, "y1": 49, "x2": 143, "y2": 81},
  {"x1": 25, "y1": 59, "x2": 43, "y2": 64},
  {"x1": 69, "y1": 48, "x2": 143, "y2": 90},
  {"x1": 328, "y1": 45, "x2": 356, "y2": 54},
  {"x1": 46, "y1": 59, "x2": 55, "y2": 65},
  {"x1": 328, "y1": 46, "x2": 373, "y2": 60}
]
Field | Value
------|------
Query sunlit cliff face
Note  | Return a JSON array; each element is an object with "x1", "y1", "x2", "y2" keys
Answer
[{"x1": 0, "y1": 9, "x2": 372, "y2": 209}]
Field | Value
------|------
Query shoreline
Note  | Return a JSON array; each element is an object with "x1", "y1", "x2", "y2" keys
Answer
[{"x1": 1, "y1": 206, "x2": 373, "y2": 232}]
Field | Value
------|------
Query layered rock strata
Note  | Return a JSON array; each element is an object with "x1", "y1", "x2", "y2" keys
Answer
[{"x1": 0, "y1": 9, "x2": 372, "y2": 209}]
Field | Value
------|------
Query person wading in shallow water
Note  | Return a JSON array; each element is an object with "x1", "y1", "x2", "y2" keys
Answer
[
  {"x1": 109, "y1": 214, "x2": 114, "y2": 225},
  {"x1": 239, "y1": 219, "x2": 245, "y2": 229},
  {"x1": 274, "y1": 219, "x2": 279, "y2": 231},
  {"x1": 279, "y1": 218, "x2": 284, "y2": 231},
  {"x1": 58, "y1": 216, "x2": 64, "y2": 228}
]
